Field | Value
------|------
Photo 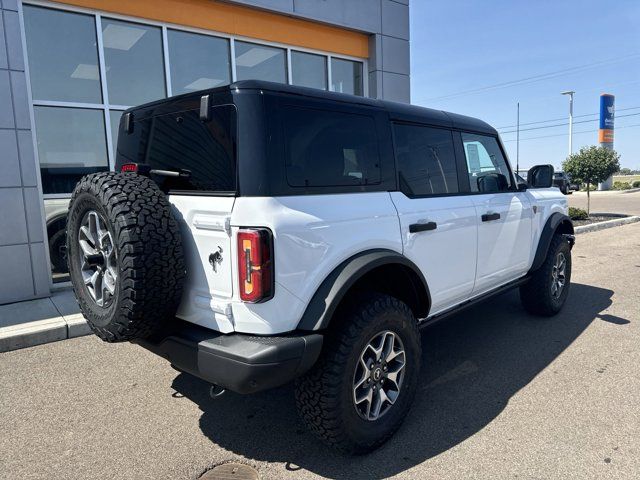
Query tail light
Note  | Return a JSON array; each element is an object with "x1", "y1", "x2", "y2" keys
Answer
[
  {"x1": 120, "y1": 163, "x2": 151, "y2": 174},
  {"x1": 237, "y1": 228, "x2": 273, "y2": 303}
]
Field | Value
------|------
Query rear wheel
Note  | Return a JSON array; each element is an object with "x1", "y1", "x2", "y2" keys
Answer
[
  {"x1": 520, "y1": 234, "x2": 571, "y2": 316},
  {"x1": 295, "y1": 293, "x2": 421, "y2": 454}
]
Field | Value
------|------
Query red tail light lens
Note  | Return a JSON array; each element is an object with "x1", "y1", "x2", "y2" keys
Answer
[
  {"x1": 237, "y1": 228, "x2": 273, "y2": 303},
  {"x1": 121, "y1": 163, "x2": 138, "y2": 173}
]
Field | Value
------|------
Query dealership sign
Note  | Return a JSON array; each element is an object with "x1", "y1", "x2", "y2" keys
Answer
[{"x1": 599, "y1": 94, "x2": 615, "y2": 145}]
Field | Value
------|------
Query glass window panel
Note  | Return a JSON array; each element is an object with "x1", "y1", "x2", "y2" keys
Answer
[
  {"x1": 34, "y1": 107, "x2": 108, "y2": 194},
  {"x1": 234, "y1": 41, "x2": 286, "y2": 83},
  {"x1": 109, "y1": 110, "x2": 124, "y2": 153},
  {"x1": 23, "y1": 6, "x2": 102, "y2": 103},
  {"x1": 331, "y1": 58, "x2": 363, "y2": 96},
  {"x1": 393, "y1": 124, "x2": 459, "y2": 196},
  {"x1": 291, "y1": 51, "x2": 327, "y2": 90},
  {"x1": 462, "y1": 133, "x2": 513, "y2": 193},
  {"x1": 168, "y1": 30, "x2": 231, "y2": 95},
  {"x1": 102, "y1": 19, "x2": 166, "y2": 106},
  {"x1": 283, "y1": 106, "x2": 380, "y2": 187},
  {"x1": 116, "y1": 106, "x2": 236, "y2": 193}
]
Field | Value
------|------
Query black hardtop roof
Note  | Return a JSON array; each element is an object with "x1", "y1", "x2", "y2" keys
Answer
[
  {"x1": 129, "y1": 80, "x2": 497, "y2": 135},
  {"x1": 231, "y1": 80, "x2": 497, "y2": 134}
]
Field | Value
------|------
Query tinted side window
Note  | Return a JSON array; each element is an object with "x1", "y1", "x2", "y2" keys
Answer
[
  {"x1": 461, "y1": 133, "x2": 512, "y2": 193},
  {"x1": 393, "y1": 124, "x2": 458, "y2": 196},
  {"x1": 116, "y1": 105, "x2": 236, "y2": 193},
  {"x1": 283, "y1": 106, "x2": 381, "y2": 187}
]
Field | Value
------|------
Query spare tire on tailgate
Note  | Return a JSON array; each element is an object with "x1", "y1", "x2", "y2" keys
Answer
[{"x1": 66, "y1": 172, "x2": 185, "y2": 342}]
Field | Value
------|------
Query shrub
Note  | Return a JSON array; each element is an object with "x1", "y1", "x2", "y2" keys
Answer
[
  {"x1": 569, "y1": 207, "x2": 589, "y2": 221},
  {"x1": 633, "y1": 180, "x2": 640, "y2": 188},
  {"x1": 613, "y1": 181, "x2": 631, "y2": 190}
]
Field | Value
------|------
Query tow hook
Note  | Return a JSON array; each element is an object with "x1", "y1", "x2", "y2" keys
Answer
[
  {"x1": 209, "y1": 384, "x2": 226, "y2": 399},
  {"x1": 564, "y1": 234, "x2": 576, "y2": 248}
]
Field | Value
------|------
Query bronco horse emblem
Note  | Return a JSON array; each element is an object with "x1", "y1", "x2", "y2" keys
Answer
[{"x1": 209, "y1": 246, "x2": 223, "y2": 273}]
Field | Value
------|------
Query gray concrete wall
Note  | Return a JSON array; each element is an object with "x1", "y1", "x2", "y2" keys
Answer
[
  {"x1": 229, "y1": 0, "x2": 411, "y2": 102},
  {"x1": 0, "y1": 0, "x2": 49, "y2": 304}
]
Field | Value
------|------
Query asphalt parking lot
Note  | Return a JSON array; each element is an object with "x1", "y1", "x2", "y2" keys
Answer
[
  {"x1": 2, "y1": 222, "x2": 639, "y2": 480},
  {"x1": 567, "y1": 189, "x2": 640, "y2": 216}
]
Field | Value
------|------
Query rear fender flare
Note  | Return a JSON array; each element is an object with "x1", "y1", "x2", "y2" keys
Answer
[{"x1": 296, "y1": 249, "x2": 431, "y2": 331}]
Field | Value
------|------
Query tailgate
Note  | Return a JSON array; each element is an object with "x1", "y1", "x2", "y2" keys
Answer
[{"x1": 169, "y1": 195, "x2": 236, "y2": 333}]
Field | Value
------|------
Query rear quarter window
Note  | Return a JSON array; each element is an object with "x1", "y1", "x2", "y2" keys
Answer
[{"x1": 282, "y1": 106, "x2": 381, "y2": 187}]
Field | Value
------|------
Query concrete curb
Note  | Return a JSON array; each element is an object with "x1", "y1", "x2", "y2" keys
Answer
[
  {"x1": 0, "y1": 315, "x2": 91, "y2": 352},
  {"x1": 0, "y1": 290, "x2": 91, "y2": 353},
  {"x1": 620, "y1": 187, "x2": 640, "y2": 194},
  {"x1": 575, "y1": 215, "x2": 640, "y2": 234}
]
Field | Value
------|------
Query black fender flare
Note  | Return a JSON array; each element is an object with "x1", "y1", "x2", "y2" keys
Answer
[
  {"x1": 296, "y1": 249, "x2": 431, "y2": 331},
  {"x1": 529, "y1": 213, "x2": 574, "y2": 273}
]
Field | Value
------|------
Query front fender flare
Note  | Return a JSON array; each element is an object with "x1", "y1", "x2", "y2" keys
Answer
[
  {"x1": 529, "y1": 213, "x2": 574, "y2": 273},
  {"x1": 296, "y1": 249, "x2": 431, "y2": 331}
]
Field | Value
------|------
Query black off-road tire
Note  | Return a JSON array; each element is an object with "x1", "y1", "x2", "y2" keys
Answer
[
  {"x1": 295, "y1": 293, "x2": 421, "y2": 454},
  {"x1": 66, "y1": 172, "x2": 185, "y2": 342},
  {"x1": 520, "y1": 234, "x2": 572, "y2": 316}
]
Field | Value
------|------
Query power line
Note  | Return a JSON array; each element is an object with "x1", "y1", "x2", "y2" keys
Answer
[
  {"x1": 496, "y1": 106, "x2": 640, "y2": 130},
  {"x1": 502, "y1": 122, "x2": 640, "y2": 143},
  {"x1": 417, "y1": 53, "x2": 640, "y2": 102},
  {"x1": 499, "y1": 112, "x2": 640, "y2": 135}
]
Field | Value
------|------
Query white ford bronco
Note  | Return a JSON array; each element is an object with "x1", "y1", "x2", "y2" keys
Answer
[{"x1": 66, "y1": 80, "x2": 574, "y2": 453}]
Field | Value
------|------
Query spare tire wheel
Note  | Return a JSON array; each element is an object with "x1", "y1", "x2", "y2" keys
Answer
[{"x1": 66, "y1": 172, "x2": 185, "y2": 342}]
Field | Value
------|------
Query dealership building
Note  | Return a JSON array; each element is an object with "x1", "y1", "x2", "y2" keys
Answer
[{"x1": 0, "y1": 0, "x2": 410, "y2": 304}]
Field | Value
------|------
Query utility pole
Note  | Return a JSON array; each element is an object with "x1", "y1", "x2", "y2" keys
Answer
[
  {"x1": 561, "y1": 90, "x2": 575, "y2": 157},
  {"x1": 516, "y1": 102, "x2": 520, "y2": 174}
]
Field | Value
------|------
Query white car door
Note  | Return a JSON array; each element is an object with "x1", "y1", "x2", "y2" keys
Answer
[
  {"x1": 460, "y1": 132, "x2": 533, "y2": 294},
  {"x1": 390, "y1": 124, "x2": 477, "y2": 315}
]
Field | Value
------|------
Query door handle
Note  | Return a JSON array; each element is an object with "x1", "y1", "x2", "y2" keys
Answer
[
  {"x1": 481, "y1": 212, "x2": 500, "y2": 222},
  {"x1": 409, "y1": 221, "x2": 437, "y2": 233}
]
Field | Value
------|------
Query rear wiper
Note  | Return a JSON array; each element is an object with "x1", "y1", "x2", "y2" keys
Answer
[{"x1": 149, "y1": 168, "x2": 191, "y2": 178}]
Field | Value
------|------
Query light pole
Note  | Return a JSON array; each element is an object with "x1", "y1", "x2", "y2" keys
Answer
[
  {"x1": 516, "y1": 102, "x2": 520, "y2": 174},
  {"x1": 561, "y1": 90, "x2": 574, "y2": 157}
]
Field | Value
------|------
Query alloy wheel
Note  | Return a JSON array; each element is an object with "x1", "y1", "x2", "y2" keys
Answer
[
  {"x1": 352, "y1": 330, "x2": 406, "y2": 421},
  {"x1": 550, "y1": 252, "x2": 566, "y2": 299},
  {"x1": 78, "y1": 210, "x2": 117, "y2": 307}
]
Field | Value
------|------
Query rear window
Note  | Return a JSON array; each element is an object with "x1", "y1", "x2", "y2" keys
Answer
[
  {"x1": 282, "y1": 106, "x2": 381, "y2": 187},
  {"x1": 115, "y1": 105, "x2": 236, "y2": 193}
]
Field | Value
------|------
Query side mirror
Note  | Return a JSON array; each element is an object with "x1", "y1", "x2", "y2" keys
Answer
[{"x1": 527, "y1": 164, "x2": 554, "y2": 188}]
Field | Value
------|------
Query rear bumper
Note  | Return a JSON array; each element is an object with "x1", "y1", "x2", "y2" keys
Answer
[{"x1": 136, "y1": 321, "x2": 323, "y2": 394}]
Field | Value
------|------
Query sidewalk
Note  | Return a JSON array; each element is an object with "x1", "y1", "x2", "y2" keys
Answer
[{"x1": 0, "y1": 289, "x2": 90, "y2": 352}]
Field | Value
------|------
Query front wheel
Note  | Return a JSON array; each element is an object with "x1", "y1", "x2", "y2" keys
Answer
[
  {"x1": 520, "y1": 234, "x2": 572, "y2": 316},
  {"x1": 295, "y1": 293, "x2": 421, "y2": 454}
]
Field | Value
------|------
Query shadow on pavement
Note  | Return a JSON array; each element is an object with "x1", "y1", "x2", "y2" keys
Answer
[{"x1": 171, "y1": 283, "x2": 624, "y2": 479}]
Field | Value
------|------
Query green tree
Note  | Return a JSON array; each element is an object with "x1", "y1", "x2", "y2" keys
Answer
[{"x1": 562, "y1": 146, "x2": 620, "y2": 214}]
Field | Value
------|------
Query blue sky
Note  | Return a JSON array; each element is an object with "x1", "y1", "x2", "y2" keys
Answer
[{"x1": 410, "y1": 0, "x2": 640, "y2": 171}]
